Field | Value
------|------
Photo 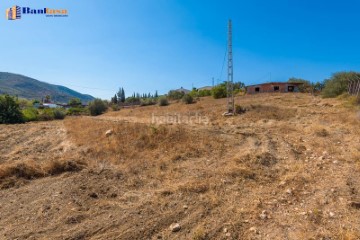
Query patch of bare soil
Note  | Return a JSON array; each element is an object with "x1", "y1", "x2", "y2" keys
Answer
[{"x1": 0, "y1": 93, "x2": 360, "y2": 240}]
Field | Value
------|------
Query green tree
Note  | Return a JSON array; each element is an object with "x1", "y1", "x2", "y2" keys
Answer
[
  {"x1": 88, "y1": 99, "x2": 108, "y2": 116},
  {"x1": 68, "y1": 98, "x2": 82, "y2": 107},
  {"x1": 168, "y1": 90, "x2": 185, "y2": 100},
  {"x1": 117, "y1": 87, "x2": 126, "y2": 103},
  {"x1": 288, "y1": 77, "x2": 312, "y2": 93},
  {"x1": 121, "y1": 88, "x2": 125, "y2": 102},
  {"x1": 154, "y1": 90, "x2": 159, "y2": 98},
  {"x1": 111, "y1": 94, "x2": 118, "y2": 104},
  {"x1": 212, "y1": 84, "x2": 227, "y2": 99},
  {"x1": 233, "y1": 81, "x2": 245, "y2": 90},
  {"x1": 44, "y1": 95, "x2": 51, "y2": 103},
  {"x1": 322, "y1": 71, "x2": 360, "y2": 98},
  {"x1": 0, "y1": 95, "x2": 24, "y2": 124},
  {"x1": 198, "y1": 89, "x2": 212, "y2": 97}
]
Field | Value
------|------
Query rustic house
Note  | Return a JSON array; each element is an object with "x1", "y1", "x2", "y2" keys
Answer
[{"x1": 246, "y1": 82, "x2": 303, "y2": 94}]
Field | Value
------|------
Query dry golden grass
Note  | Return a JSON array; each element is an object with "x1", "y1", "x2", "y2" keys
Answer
[
  {"x1": 0, "y1": 158, "x2": 85, "y2": 189},
  {"x1": 0, "y1": 93, "x2": 360, "y2": 239}
]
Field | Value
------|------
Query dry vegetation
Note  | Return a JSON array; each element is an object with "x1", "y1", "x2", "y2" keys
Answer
[{"x1": 0, "y1": 93, "x2": 360, "y2": 240}]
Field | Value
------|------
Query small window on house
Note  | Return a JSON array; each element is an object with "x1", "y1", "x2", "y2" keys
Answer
[
  {"x1": 274, "y1": 86, "x2": 280, "y2": 91},
  {"x1": 288, "y1": 86, "x2": 294, "y2": 92},
  {"x1": 255, "y1": 87, "x2": 260, "y2": 92}
]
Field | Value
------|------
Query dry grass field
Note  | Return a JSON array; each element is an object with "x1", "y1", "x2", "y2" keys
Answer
[{"x1": 0, "y1": 93, "x2": 360, "y2": 240}]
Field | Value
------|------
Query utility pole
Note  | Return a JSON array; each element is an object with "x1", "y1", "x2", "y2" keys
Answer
[{"x1": 226, "y1": 19, "x2": 234, "y2": 114}]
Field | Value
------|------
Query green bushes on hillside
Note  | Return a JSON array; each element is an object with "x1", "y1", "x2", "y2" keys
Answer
[
  {"x1": 0, "y1": 95, "x2": 24, "y2": 124},
  {"x1": 140, "y1": 98, "x2": 157, "y2": 106},
  {"x1": 88, "y1": 99, "x2": 108, "y2": 116},
  {"x1": 322, "y1": 72, "x2": 359, "y2": 98},
  {"x1": 53, "y1": 109, "x2": 66, "y2": 119},
  {"x1": 212, "y1": 85, "x2": 227, "y2": 99},
  {"x1": 22, "y1": 108, "x2": 38, "y2": 122},
  {"x1": 158, "y1": 97, "x2": 169, "y2": 106},
  {"x1": 182, "y1": 94, "x2": 194, "y2": 104},
  {"x1": 168, "y1": 90, "x2": 185, "y2": 100}
]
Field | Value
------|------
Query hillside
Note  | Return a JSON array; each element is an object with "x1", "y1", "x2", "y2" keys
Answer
[
  {"x1": 0, "y1": 94, "x2": 359, "y2": 239},
  {"x1": 0, "y1": 72, "x2": 95, "y2": 103}
]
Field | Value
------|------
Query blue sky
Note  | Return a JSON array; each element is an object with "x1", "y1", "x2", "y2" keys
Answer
[{"x1": 1, "y1": 0, "x2": 360, "y2": 99}]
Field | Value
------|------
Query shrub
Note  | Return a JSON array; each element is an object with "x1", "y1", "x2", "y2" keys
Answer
[
  {"x1": 168, "y1": 90, "x2": 185, "y2": 100},
  {"x1": 198, "y1": 89, "x2": 212, "y2": 97},
  {"x1": 88, "y1": 99, "x2": 107, "y2": 116},
  {"x1": 140, "y1": 98, "x2": 157, "y2": 106},
  {"x1": 68, "y1": 98, "x2": 82, "y2": 107},
  {"x1": 182, "y1": 94, "x2": 194, "y2": 104},
  {"x1": 158, "y1": 97, "x2": 169, "y2": 106},
  {"x1": 38, "y1": 109, "x2": 55, "y2": 121},
  {"x1": 110, "y1": 104, "x2": 120, "y2": 111},
  {"x1": 0, "y1": 95, "x2": 24, "y2": 124},
  {"x1": 125, "y1": 97, "x2": 141, "y2": 104},
  {"x1": 22, "y1": 108, "x2": 39, "y2": 122},
  {"x1": 53, "y1": 109, "x2": 66, "y2": 120},
  {"x1": 346, "y1": 96, "x2": 360, "y2": 106},
  {"x1": 67, "y1": 107, "x2": 88, "y2": 116},
  {"x1": 235, "y1": 105, "x2": 247, "y2": 114},
  {"x1": 322, "y1": 72, "x2": 360, "y2": 98},
  {"x1": 212, "y1": 85, "x2": 227, "y2": 99},
  {"x1": 18, "y1": 98, "x2": 33, "y2": 109}
]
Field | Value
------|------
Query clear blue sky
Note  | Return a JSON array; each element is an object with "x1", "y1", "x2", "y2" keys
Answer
[{"x1": 1, "y1": 0, "x2": 360, "y2": 99}]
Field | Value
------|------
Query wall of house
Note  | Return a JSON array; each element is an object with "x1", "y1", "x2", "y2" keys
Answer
[{"x1": 246, "y1": 83, "x2": 299, "y2": 94}]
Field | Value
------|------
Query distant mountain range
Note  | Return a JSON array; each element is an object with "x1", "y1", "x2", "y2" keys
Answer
[{"x1": 0, "y1": 72, "x2": 95, "y2": 103}]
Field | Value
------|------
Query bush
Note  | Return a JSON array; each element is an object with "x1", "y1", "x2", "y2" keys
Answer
[
  {"x1": 235, "y1": 105, "x2": 247, "y2": 114},
  {"x1": 322, "y1": 72, "x2": 359, "y2": 98},
  {"x1": 182, "y1": 94, "x2": 194, "y2": 104},
  {"x1": 345, "y1": 95, "x2": 360, "y2": 106},
  {"x1": 67, "y1": 107, "x2": 88, "y2": 116},
  {"x1": 140, "y1": 98, "x2": 157, "y2": 106},
  {"x1": 22, "y1": 108, "x2": 39, "y2": 122},
  {"x1": 212, "y1": 85, "x2": 227, "y2": 99},
  {"x1": 68, "y1": 98, "x2": 82, "y2": 107},
  {"x1": 38, "y1": 109, "x2": 55, "y2": 121},
  {"x1": 198, "y1": 89, "x2": 212, "y2": 97},
  {"x1": 53, "y1": 109, "x2": 66, "y2": 120},
  {"x1": 168, "y1": 90, "x2": 185, "y2": 100},
  {"x1": 110, "y1": 104, "x2": 120, "y2": 111},
  {"x1": 0, "y1": 95, "x2": 24, "y2": 124},
  {"x1": 88, "y1": 99, "x2": 108, "y2": 116},
  {"x1": 158, "y1": 97, "x2": 169, "y2": 106}
]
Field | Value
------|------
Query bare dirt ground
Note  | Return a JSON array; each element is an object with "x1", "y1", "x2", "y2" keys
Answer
[{"x1": 0, "y1": 93, "x2": 359, "y2": 240}]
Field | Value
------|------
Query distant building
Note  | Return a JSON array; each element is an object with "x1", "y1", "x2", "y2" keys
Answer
[
  {"x1": 42, "y1": 103, "x2": 59, "y2": 109},
  {"x1": 246, "y1": 82, "x2": 303, "y2": 94}
]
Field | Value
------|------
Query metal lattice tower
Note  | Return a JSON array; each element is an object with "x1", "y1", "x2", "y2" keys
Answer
[{"x1": 226, "y1": 19, "x2": 235, "y2": 114}]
